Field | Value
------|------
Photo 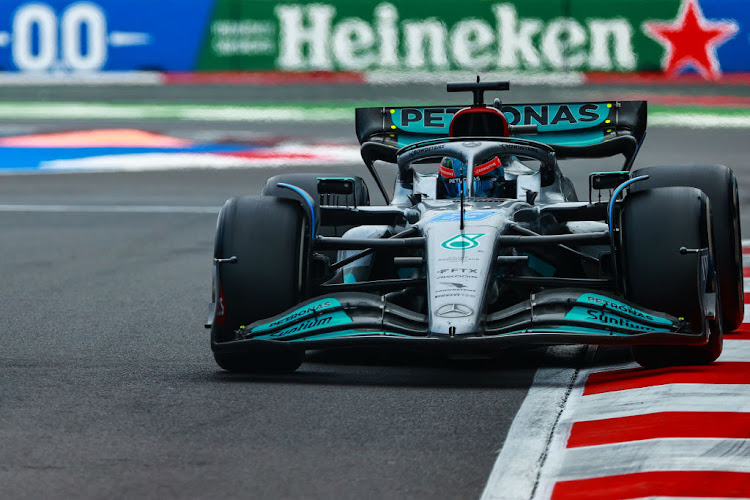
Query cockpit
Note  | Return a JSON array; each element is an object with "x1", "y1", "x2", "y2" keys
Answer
[{"x1": 398, "y1": 138, "x2": 561, "y2": 204}]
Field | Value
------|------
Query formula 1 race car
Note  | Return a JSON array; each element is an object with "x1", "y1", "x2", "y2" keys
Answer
[{"x1": 207, "y1": 79, "x2": 743, "y2": 373}]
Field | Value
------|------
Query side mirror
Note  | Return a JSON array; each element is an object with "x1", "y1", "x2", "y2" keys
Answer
[
  {"x1": 317, "y1": 178, "x2": 354, "y2": 196},
  {"x1": 589, "y1": 171, "x2": 630, "y2": 202},
  {"x1": 361, "y1": 141, "x2": 399, "y2": 165},
  {"x1": 590, "y1": 171, "x2": 630, "y2": 190}
]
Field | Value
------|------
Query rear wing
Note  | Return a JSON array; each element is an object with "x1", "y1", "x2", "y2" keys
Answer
[{"x1": 355, "y1": 100, "x2": 647, "y2": 169}]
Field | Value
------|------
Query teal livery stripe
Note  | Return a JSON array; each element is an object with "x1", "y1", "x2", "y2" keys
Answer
[
  {"x1": 575, "y1": 293, "x2": 674, "y2": 326},
  {"x1": 565, "y1": 307, "x2": 672, "y2": 333},
  {"x1": 250, "y1": 298, "x2": 353, "y2": 339}
]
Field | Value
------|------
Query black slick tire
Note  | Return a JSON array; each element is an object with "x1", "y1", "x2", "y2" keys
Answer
[
  {"x1": 620, "y1": 187, "x2": 722, "y2": 367},
  {"x1": 632, "y1": 165, "x2": 743, "y2": 331},
  {"x1": 211, "y1": 196, "x2": 305, "y2": 373}
]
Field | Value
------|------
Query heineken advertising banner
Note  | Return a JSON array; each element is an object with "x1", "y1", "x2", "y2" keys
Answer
[{"x1": 0, "y1": 0, "x2": 747, "y2": 79}]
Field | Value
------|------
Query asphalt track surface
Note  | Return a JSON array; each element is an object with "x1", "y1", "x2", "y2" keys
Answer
[{"x1": 1, "y1": 83, "x2": 749, "y2": 499}]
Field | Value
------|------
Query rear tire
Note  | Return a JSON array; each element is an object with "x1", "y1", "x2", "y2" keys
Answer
[
  {"x1": 211, "y1": 196, "x2": 306, "y2": 373},
  {"x1": 620, "y1": 187, "x2": 723, "y2": 367},
  {"x1": 632, "y1": 165, "x2": 743, "y2": 331}
]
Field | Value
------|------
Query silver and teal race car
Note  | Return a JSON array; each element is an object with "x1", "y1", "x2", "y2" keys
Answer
[{"x1": 206, "y1": 79, "x2": 743, "y2": 373}]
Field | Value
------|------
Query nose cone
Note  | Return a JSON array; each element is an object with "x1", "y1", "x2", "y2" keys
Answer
[{"x1": 424, "y1": 220, "x2": 498, "y2": 336}]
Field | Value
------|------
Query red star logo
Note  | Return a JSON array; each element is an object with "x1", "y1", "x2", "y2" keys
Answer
[{"x1": 643, "y1": 0, "x2": 738, "y2": 80}]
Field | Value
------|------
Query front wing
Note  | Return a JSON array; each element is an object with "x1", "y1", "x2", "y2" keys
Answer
[{"x1": 211, "y1": 290, "x2": 711, "y2": 355}]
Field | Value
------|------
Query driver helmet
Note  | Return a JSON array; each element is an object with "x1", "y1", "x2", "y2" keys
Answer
[{"x1": 438, "y1": 156, "x2": 505, "y2": 198}]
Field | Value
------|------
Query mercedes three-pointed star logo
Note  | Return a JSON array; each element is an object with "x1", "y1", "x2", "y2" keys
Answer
[{"x1": 435, "y1": 303, "x2": 474, "y2": 318}]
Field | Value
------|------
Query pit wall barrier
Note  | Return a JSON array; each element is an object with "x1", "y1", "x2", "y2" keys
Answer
[{"x1": 0, "y1": 0, "x2": 747, "y2": 81}]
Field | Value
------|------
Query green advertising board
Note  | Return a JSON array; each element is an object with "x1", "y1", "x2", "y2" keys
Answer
[
  {"x1": 197, "y1": 0, "x2": 698, "y2": 73},
  {"x1": 0, "y1": 0, "x2": 745, "y2": 77}
]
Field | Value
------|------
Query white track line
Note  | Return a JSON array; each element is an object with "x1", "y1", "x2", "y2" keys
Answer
[
  {"x1": 649, "y1": 113, "x2": 750, "y2": 129},
  {"x1": 532, "y1": 354, "x2": 590, "y2": 500},
  {"x1": 479, "y1": 345, "x2": 587, "y2": 500},
  {"x1": 0, "y1": 204, "x2": 219, "y2": 214},
  {"x1": 0, "y1": 71, "x2": 163, "y2": 85}
]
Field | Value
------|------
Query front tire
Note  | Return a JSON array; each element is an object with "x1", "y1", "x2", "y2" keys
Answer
[
  {"x1": 214, "y1": 350, "x2": 304, "y2": 374},
  {"x1": 632, "y1": 165, "x2": 743, "y2": 331},
  {"x1": 211, "y1": 196, "x2": 306, "y2": 373},
  {"x1": 620, "y1": 187, "x2": 722, "y2": 367}
]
